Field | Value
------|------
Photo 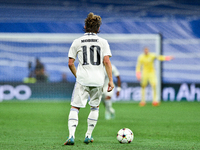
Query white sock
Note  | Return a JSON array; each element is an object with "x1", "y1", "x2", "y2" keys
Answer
[
  {"x1": 68, "y1": 108, "x2": 79, "y2": 139},
  {"x1": 85, "y1": 107, "x2": 99, "y2": 138},
  {"x1": 105, "y1": 110, "x2": 111, "y2": 120}
]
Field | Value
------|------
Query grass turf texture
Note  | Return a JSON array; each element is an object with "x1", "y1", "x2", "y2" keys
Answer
[{"x1": 0, "y1": 101, "x2": 200, "y2": 150}]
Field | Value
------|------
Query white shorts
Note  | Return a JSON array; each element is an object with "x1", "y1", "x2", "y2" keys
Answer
[
  {"x1": 71, "y1": 82, "x2": 103, "y2": 108},
  {"x1": 103, "y1": 85, "x2": 114, "y2": 98}
]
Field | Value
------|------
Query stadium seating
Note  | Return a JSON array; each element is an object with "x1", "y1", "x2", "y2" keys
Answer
[{"x1": 0, "y1": 0, "x2": 200, "y2": 83}]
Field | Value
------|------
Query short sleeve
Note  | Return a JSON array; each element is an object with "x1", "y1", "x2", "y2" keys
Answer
[
  {"x1": 68, "y1": 40, "x2": 77, "y2": 59},
  {"x1": 103, "y1": 40, "x2": 112, "y2": 57}
]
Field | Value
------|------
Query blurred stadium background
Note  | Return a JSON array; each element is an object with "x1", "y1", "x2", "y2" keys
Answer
[{"x1": 1, "y1": 0, "x2": 200, "y2": 102}]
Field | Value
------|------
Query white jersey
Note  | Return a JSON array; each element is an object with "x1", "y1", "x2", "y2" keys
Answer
[
  {"x1": 103, "y1": 64, "x2": 120, "y2": 89},
  {"x1": 68, "y1": 33, "x2": 112, "y2": 86}
]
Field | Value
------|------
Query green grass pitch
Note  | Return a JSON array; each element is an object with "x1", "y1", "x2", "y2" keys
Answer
[{"x1": 0, "y1": 100, "x2": 200, "y2": 150}]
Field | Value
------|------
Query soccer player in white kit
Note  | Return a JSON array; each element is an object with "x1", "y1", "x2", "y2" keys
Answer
[
  {"x1": 102, "y1": 64, "x2": 121, "y2": 120},
  {"x1": 64, "y1": 12, "x2": 114, "y2": 145}
]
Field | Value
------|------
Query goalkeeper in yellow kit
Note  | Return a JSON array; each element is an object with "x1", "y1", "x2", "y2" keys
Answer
[{"x1": 136, "y1": 47, "x2": 173, "y2": 106}]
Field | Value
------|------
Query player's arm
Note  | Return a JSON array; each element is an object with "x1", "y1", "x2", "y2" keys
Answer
[
  {"x1": 103, "y1": 56, "x2": 114, "y2": 92},
  {"x1": 68, "y1": 57, "x2": 77, "y2": 78},
  {"x1": 157, "y1": 55, "x2": 174, "y2": 61},
  {"x1": 112, "y1": 65, "x2": 121, "y2": 97},
  {"x1": 135, "y1": 57, "x2": 142, "y2": 81},
  {"x1": 116, "y1": 75, "x2": 121, "y2": 97}
]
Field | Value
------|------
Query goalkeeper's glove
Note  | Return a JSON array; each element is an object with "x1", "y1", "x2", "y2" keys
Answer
[
  {"x1": 136, "y1": 72, "x2": 141, "y2": 81},
  {"x1": 165, "y1": 56, "x2": 174, "y2": 61}
]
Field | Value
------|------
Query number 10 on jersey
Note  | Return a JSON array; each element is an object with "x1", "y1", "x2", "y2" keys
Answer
[{"x1": 82, "y1": 45, "x2": 101, "y2": 66}]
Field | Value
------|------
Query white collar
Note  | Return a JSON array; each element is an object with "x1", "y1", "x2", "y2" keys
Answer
[{"x1": 84, "y1": 32, "x2": 97, "y2": 36}]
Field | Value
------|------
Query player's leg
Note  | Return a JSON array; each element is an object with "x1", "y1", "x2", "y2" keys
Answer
[
  {"x1": 102, "y1": 86, "x2": 110, "y2": 120},
  {"x1": 64, "y1": 106, "x2": 79, "y2": 145},
  {"x1": 140, "y1": 86, "x2": 146, "y2": 106},
  {"x1": 64, "y1": 82, "x2": 89, "y2": 145},
  {"x1": 103, "y1": 87, "x2": 115, "y2": 120},
  {"x1": 104, "y1": 96, "x2": 115, "y2": 120},
  {"x1": 84, "y1": 86, "x2": 102, "y2": 144},
  {"x1": 84, "y1": 106, "x2": 99, "y2": 144},
  {"x1": 149, "y1": 74, "x2": 159, "y2": 106},
  {"x1": 140, "y1": 75, "x2": 148, "y2": 106}
]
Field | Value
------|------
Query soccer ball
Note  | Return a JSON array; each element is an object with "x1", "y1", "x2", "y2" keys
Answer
[{"x1": 117, "y1": 128, "x2": 134, "y2": 144}]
